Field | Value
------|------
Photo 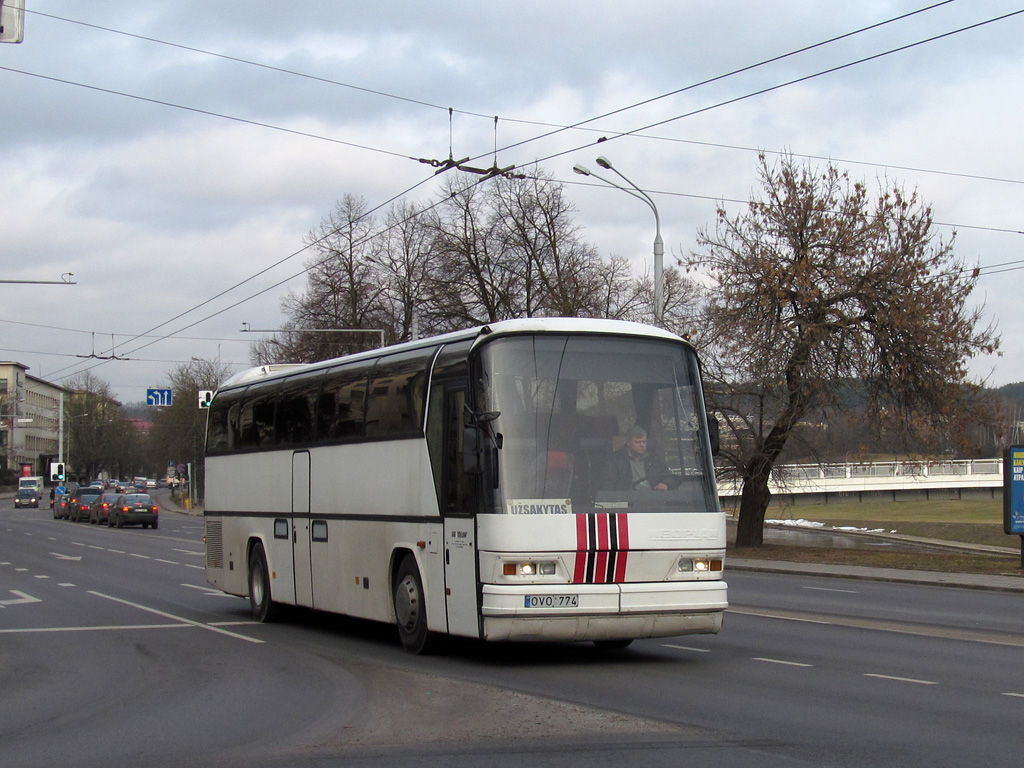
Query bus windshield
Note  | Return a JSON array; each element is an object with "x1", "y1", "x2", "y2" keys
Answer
[{"x1": 477, "y1": 334, "x2": 718, "y2": 515}]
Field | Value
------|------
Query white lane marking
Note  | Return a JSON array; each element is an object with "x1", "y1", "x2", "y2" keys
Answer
[
  {"x1": 1003, "y1": 692, "x2": 1024, "y2": 698},
  {"x1": 729, "y1": 609, "x2": 832, "y2": 625},
  {"x1": 155, "y1": 559, "x2": 179, "y2": 565},
  {"x1": 173, "y1": 549, "x2": 204, "y2": 556},
  {"x1": 181, "y1": 584, "x2": 230, "y2": 597},
  {"x1": 183, "y1": 564, "x2": 204, "y2": 570},
  {"x1": 662, "y1": 644, "x2": 712, "y2": 653},
  {"x1": 88, "y1": 545, "x2": 105, "y2": 550},
  {"x1": 88, "y1": 591, "x2": 264, "y2": 644},
  {"x1": 0, "y1": 624, "x2": 193, "y2": 634},
  {"x1": 0, "y1": 590, "x2": 42, "y2": 607},
  {"x1": 129, "y1": 554, "x2": 151, "y2": 560},
  {"x1": 802, "y1": 586, "x2": 858, "y2": 594},
  {"x1": 34, "y1": 575, "x2": 50, "y2": 579},
  {"x1": 50, "y1": 553, "x2": 82, "y2": 561},
  {"x1": 107, "y1": 549, "x2": 125, "y2": 554},
  {"x1": 864, "y1": 673, "x2": 938, "y2": 685},
  {"x1": 58, "y1": 583, "x2": 75, "y2": 587},
  {"x1": 754, "y1": 657, "x2": 814, "y2": 667}
]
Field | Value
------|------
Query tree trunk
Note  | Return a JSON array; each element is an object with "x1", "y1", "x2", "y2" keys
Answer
[{"x1": 734, "y1": 469, "x2": 773, "y2": 548}]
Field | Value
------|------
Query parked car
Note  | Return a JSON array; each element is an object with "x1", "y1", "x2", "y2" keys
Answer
[
  {"x1": 89, "y1": 491, "x2": 123, "y2": 525},
  {"x1": 69, "y1": 487, "x2": 103, "y2": 522},
  {"x1": 109, "y1": 493, "x2": 159, "y2": 529},
  {"x1": 15, "y1": 488, "x2": 40, "y2": 508}
]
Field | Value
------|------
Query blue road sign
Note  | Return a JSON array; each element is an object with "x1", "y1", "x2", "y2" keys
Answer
[{"x1": 146, "y1": 388, "x2": 173, "y2": 407}]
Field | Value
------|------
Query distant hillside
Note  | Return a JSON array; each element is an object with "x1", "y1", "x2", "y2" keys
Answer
[{"x1": 991, "y1": 382, "x2": 1024, "y2": 405}]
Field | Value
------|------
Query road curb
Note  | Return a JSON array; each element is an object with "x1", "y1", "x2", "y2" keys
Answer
[{"x1": 729, "y1": 557, "x2": 1024, "y2": 593}]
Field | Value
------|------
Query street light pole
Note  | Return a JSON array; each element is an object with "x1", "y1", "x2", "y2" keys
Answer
[{"x1": 573, "y1": 157, "x2": 664, "y2": 325}]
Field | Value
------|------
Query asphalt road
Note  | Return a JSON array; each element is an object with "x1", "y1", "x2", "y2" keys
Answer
[{"x1": 2, "y1": 495, "x2": 1023, "y2": 767}]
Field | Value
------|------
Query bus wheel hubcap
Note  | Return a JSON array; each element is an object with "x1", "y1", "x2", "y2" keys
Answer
[{"x1": 396, "y1": 577, "x2": 419, "y2": 628}]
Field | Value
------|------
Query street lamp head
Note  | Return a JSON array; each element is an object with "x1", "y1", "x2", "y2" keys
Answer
[
  {"x1": 572, "y1": 164, "x2": 591, "y2": 177},
  {"x1": 596, "y1": 156, "x2": 613, "y2": 170}
]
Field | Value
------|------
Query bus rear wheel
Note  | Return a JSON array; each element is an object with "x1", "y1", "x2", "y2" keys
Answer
[
  {"x1": 394, "y1": 555, "x2": 434, "y2": 654},
  {"x1": 248, "y1": 543, "x2": 279, "y2": 623}
]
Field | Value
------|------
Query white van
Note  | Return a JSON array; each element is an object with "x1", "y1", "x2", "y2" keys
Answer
[{"x1": 19, "y1": 476, "x2": 44, "y2": 494}]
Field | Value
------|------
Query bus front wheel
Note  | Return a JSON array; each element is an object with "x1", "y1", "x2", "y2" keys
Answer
[
  {"x1": 394, "y1": 555, "x2": 434, "y2": 654},
  {"x1": 248, "y1": 543, "x2": 279, "y2": 623}
]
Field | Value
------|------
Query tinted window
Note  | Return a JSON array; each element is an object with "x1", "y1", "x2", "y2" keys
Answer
[
  {"x1": 317, "y1": 364, "x2": 370, "y2": 441},
  {"x1": 239, "y1": 382, "x2": 278, "y2": 448},
  {"x1": 364, "y1": 348, "x2": 433, "y2": 437},
  {"x1": 276, "y1": 371, "x2": 323, "y2": 446},
  {"x1": 206, "y1": 388, "x2": 245, "y2": 454}
]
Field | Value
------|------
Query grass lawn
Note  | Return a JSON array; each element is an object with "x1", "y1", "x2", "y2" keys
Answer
[{"x1": 727, "y1": 498, "x2": 1024, "y2": 576}]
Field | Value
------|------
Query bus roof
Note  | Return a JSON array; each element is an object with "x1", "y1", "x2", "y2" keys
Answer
[{"x1": 218, "y1": 318, "x2": 688, "y2": 392}]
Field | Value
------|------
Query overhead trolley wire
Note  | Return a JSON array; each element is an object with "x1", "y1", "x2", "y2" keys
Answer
[{"x1": 500, "y1": 7, "x2": 1024, "y2": 172}]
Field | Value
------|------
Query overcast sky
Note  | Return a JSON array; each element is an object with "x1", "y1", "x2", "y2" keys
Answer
[{"x1": 2, "y1": 0, "x2": 1023, "y2": 404}]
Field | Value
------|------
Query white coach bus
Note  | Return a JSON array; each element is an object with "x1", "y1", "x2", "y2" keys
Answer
[{"x1": 204, "y1": 318, "x2": 727, "y2": 653}]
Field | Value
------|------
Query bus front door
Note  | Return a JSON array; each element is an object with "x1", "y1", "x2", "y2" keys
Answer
[
  {"x1": 442, "y1": 387, "x2": 481, "y2": 639},
  {"x1": 291, "y1": 450, "x2": 314, "y2": 608}
]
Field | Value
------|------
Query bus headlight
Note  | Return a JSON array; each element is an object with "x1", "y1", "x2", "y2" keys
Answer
[
  {"x1": 678, "y1": 557, "x2": 723, "y2": 573},
  {"x1": 503, "y1": 561, "x2": 557, "y2": 577}
]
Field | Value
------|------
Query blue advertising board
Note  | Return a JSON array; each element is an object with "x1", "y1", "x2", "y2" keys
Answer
[{"x1": 1003, "y1": 446, "x2": 1024, "y2": 535}]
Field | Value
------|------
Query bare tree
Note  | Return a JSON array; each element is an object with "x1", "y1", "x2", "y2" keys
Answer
[
  {"x1": 691, "y1": 154, "x2": 999, "y2": 547},
  {"x1": 148, "y1": 357, "x2": 234, "y2": 496},
  {"x1": 422, "y1": 175, "x2": 515, "y2": 325},
  {"x1": 264, "y1": 167, "x2": 703, "y2": 364},
  {"x1": 61, "y1": 372, "x2": 139, "y2": 481},
  {"x1": 256, "y1": 195, "x2": 390, "y2": 365}
]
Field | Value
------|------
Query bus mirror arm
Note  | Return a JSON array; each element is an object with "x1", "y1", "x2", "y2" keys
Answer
[{"x1": 464, "y1": 404, "x2": 500, "y2": 424}]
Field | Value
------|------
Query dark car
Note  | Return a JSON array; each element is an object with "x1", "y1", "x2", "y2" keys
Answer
[
  {"x1": 15, "y1": 488, "x2": 40, "y2": 508},
  {"x1": 53, "y1": 482, "x2": 79, "y2": 519},
  {"x1": 69, "y1": 487, "x2": 103, "y2": 522},
  {"x1": 109, "y1": 493, "x2": 159, "y2": 529},
  {"x1": 89, "y1": 491, "x2": 123, "y2": 525}
]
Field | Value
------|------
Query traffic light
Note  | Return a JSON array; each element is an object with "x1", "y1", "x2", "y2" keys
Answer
[
  {"x1": 50, "y1": 462, "x2": 65, "y2": 482},
  {"x1": 0, "y1": 0, "x2": 26, "y2": 44},
  {"x1": 198, "y1": 390, "x2": 213, "y2": 409}
]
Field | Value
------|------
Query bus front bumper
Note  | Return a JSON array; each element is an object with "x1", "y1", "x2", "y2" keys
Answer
[{"x1": 479, "y1": 580, "x2": 727, "y2": 642}]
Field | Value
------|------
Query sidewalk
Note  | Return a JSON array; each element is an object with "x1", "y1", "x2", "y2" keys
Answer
[
  {"x1": 729, "y1": 520, "x2": 1024, "y2": 592},
  {"x1": 153, "y1": 488, "x2": 203, "y2": 516},
  {"x1": 728, "y1": 557, "x2": 1024, "y2": 593}
]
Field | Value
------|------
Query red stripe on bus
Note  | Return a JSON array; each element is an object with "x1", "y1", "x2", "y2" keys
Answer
[
  {"x1": 613, "y1": 514, "x2": 628, "y2": 581},
  {"x1": 596, "y1": 513, "x2": 610, "y2": 551},
  {"x1": 574, "y1": 514, "x2": 589, "y2": 583}
]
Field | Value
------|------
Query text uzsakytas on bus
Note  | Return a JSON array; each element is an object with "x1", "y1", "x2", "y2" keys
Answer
[{"x1": 203, "y1": 318, "x2": 727, "y2": 653}]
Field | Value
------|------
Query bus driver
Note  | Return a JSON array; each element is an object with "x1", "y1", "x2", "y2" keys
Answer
[{"x1": 604, "y1": 426, "x2": 669, "y2": 490}]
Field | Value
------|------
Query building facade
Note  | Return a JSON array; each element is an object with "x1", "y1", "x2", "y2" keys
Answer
[{"x1": 0, "y1": 362, "x2": 69, "y2": 481}]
